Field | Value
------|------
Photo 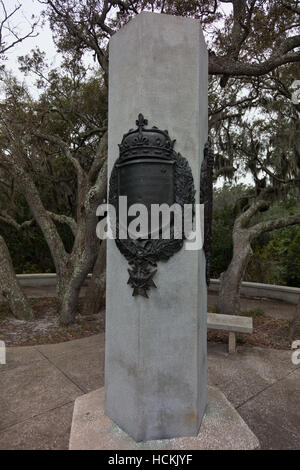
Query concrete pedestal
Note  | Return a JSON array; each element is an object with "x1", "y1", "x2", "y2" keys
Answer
[
  {"x1": 106, "y1": 11, "x2": 208, "y2": 443},
  {"x1": 69, "y1": 387, "x2": 260, "y2": 450}
]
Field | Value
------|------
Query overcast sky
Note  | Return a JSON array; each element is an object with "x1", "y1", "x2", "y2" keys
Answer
[
  {"x1": 5, "y1": 0, "x2": 232, "y2": 82},
  {"x1": 5, "y1": 0, "x2": 57, "y2": 77},
  {"x1": 3, "y1": 0, "x2": 100, "y2": 95},
  {"x1": 3, "y1": 0, "x2": 250, "y2": 187}
]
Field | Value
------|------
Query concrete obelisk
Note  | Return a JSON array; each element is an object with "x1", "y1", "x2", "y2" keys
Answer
[{"x1": 105, "y1": 12, "x2": 208, "y2": 442}]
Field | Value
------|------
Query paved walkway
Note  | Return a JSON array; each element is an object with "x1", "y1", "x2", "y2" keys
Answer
[{"x1": 0, "y1": 335, "x2": 299, "y2": 450}]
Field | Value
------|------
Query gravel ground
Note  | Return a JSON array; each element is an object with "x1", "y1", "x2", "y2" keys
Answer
[
  {"x1": 0, "y1": 298, "x2": 105, "y2": 346},
  {"x1": 0, "y1": 292, "x2": 298, "y2": 349}
]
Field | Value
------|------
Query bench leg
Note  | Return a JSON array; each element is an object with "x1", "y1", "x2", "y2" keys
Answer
[{"x1": 228, "y1": 332, "x2": 236, "y2": 353}]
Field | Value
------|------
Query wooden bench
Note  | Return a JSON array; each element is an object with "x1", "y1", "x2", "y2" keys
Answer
[{"x1": 207, "y1": 313, "x2": 253, "y2": 353}]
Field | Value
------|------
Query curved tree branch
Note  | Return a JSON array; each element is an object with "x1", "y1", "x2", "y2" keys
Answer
[
  {"x1": 47, "y1": 211, "x2": 77, "y2": 236},
  {"x1": 209, "y1": 45, "x2": 300, "y2": 79},
  {"x1": 0, "y1": 0, "x2": 39, "y2": 56},
  {"x1": 249, "y1": 212, "x2": 300, "y2": 240},
  {"x1": 235, "y1": 199, "x2": 271, "y2": 230},
  {"x1": 0, "y1": 212, "x2": 35, "y2": 230}
]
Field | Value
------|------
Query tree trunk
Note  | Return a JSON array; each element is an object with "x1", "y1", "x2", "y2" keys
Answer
[
  {"x1": 57, "y1": 282, "x2": 81, "y2": 326},
  {"x1": 56, "y1": 253, "x2": 95, "y2": 325},
  {"x1": 56, "y1": 228, "x2": 100, "y2": 325},
  {"x1": 55, "y1": 140, "x2": 107, "y2": 325},
  {"x1": 57, "y1": 264, "x2": 91, "y2": 325},
  {"x1": 83, "y1": 240, "x2": 106, "y2": 316},
  {"x1": 217, "y1": 201, "x2": 300, "y2": 316},
  {"x1": 0, "y1": 235, "x2": 34, "y2": 320},
  {"x1": 217, "y1": 229, "x2": 252, "y2": 315}
]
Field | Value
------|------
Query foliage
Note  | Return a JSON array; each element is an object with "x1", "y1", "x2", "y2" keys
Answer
[
  {"x1": 211, "y1": 184, "x2": 300, "y2": 287},
  {"x1": 43, "y1": 0, "x2": 300, "y2": 87},
  {"x1": 0, "y1": 1, "x2": 38, "y2": 58},
  {"x1": 0, "y1": 0, "x2": 299, "y2": 322},
  {"x1": 246, "y1": 308, "x2": 265, "y2": 317},
  {"x1": 211, "y1": 183, "x2": 251, "y2": 278},
  {"x1": 3, "y1": 179, "x2": 298, "y2": 291},
  {"x1": 0, "y1": 50, "x2": 108, "y2": 324},
  {"x1": 246, "y1": 225, "x2": 300, "y2": 287},
  {"x1": 0, "y1": 221, "x2": 74, "y2": 274}
]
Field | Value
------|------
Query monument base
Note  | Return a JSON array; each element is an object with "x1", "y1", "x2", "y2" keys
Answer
[{"x1": 69, "y1": 387, "x2": 259, "y2": 450}]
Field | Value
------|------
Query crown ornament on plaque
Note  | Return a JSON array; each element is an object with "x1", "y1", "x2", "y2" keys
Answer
[{"x1": 118, "y1": 113, "x2": 176, "y2": 162}]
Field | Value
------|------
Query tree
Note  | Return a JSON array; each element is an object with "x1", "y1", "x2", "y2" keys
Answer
[
  {"x1": 1, "y1": 0, "x2": 299, "y2": 322},
  {"x1": 210, "y1": 184, "x2": 247, "y2": 279},
  {"x1": 0, "y1": 234, "x2": 34, "y2": 319},
  {"x1": 246, "y1": 223, "x2": 300, "y2": 286},
  {"x1": 82, "y1": 239, "x2": 106, "y2": 315},
  {"x1": 213, "y1": 68, "x2": 300, "y2": 314},
  {"x1": 0, "y1": 1, "x2": 38, "y2": 57},
  {"x1": 0, "y1": 0, "x2": 39, "y2": 319},
  {"x1": 218, "y1": 199, "x2": 300, "y2": 315},
  {"x1": 39, "y1": 0, "x2": 300, "y2": 317},
  {"x1": 42, "y1": 0, "x2": 300, "y2": 87},
  {"x1": 0, "y1": 54, "x2": 108, "y2": 324},
  {"x1": 0, "y1": 169, "x2": 35, "y2": 320}
]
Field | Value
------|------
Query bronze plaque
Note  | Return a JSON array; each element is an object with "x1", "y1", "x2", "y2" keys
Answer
[
  {"x1": 109, "y1": 114, "x2": 196, "y2": 297},
  {"x1": 118, "y1": 159, "x2": 175, "y2": 208}
]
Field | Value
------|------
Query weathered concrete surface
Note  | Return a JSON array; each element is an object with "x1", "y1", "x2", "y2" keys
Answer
[
  {"x1": 36, "y1": 335, "x2": 105, "y2": 393},
  {"x1": 106, "y1": 12, "x2": 208, "y2": 442},
  {"x1": 0, "y1": 344, "x2": 49, "y2": 372},
  {"x1": 0, "y1": 357, "x2": 82, "y2": 431},
  {"x1": 209, "y1": 279, "x2": 300, "y2": 305},
  {"x1": 207, "y1": 312, "x2": 253, "y2": 333},
  {"x1": 0, "y1": 335, "x2": 105, "y2": 450},
  {"x1": 69, "y1": 386, "x2": 259, "y2": 450},
  {"x1": 207, "y1": 342, "x2": 299, "y2": 408},
  {"x1": 238, "y1": 368, "x2": 300, "y2": 449},
  {"x1": 0, "y1": 336, "x2": 299, "y2": 450},
  {"x1": 0, "y1": 403, "x2": 74, "y2": 450}
]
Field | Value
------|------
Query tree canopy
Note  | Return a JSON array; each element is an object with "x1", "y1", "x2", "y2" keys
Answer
[
  {"x1": 42, "y1": 0, "x2": 300, "y2": 87},
  {"x1": 0, "y1": 0, "x2": 299, "y2": 323}
]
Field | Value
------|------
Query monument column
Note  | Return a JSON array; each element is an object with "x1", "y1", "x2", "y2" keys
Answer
[{"x1": 105, "y1": 11, "x2": 208, "y2": 442}]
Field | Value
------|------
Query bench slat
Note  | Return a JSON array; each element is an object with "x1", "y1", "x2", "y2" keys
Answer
[{"x1": 207, "y1": 313, "x2": 253, "y2": 334}]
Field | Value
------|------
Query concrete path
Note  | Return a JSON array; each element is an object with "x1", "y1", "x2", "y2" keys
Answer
[{"x1": 0, "y1": 334, "x2": 299, "y2": 450}]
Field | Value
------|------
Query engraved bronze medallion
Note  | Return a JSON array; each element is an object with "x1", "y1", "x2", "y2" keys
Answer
[{"x1": 109, "y1": 114, "x2": 195, "y2": 297}]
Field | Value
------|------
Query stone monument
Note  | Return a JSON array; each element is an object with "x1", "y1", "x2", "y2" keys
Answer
[
  {"x1": 69, "y1": 12, "x2": 259, "y2": 450},
  {"x1": 105, "y1": 11, "x2": 207, "y2": 442}
]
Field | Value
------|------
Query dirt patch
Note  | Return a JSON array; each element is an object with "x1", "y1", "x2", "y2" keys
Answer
[
  {"x1": 0, "y1": 297, "x2": 298, "y2": 349},
  {"x1": 0, "y1": 298, "x2": 105, "y2": 346},
  {"x1": 207, "y1": 292, "x2": 297, "y2": 321}
]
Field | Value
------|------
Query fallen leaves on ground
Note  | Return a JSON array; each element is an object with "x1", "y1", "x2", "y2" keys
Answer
[
  {"x1": 0, "y1": 298, "x2": 299, "y2": 349},
  {"x1": 0, "y1": 298, "x2": 105, "y2": 346}
]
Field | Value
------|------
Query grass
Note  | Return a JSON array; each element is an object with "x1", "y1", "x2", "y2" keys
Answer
[
  {"x1": 207, "y1": 304, "x2": 219, "y2": 313},
  {"x1": 245, "y1": 308, "x2": 265, "y2": 317}
]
